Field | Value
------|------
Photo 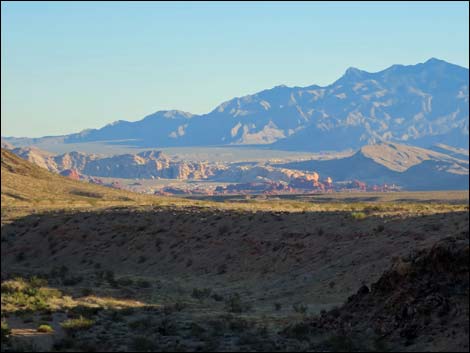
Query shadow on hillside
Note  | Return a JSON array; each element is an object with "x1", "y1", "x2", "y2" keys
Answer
[
  {"x1": 1, "y1": 206, "x2": 468, "y2": 279},
  {"x1": 185, "y1": 193, "x2": 470, "y2": 204},
  {"x1": 1, "y1": 206, "x2": 469, "y2": 352},
  {"x1": 1, "y1": 296, "x2": 295, "y2": 352}
]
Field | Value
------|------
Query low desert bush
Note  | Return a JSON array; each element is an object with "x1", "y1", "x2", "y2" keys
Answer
[
  {"x1": 351, "y1": 212, "x2": 367, "y2": 220},
  {"x1": 292, "y1": 303, "x2": 308, "y2": 314},
  {"x1": 37, "y1": 324, "x2": 54, "y2": 333},
  {"x1": 225, "y1": 293, "x2": 251, "y2": 313},
  {"x1": 61, "y1": 316, "x2": 95, "y2": 332}
]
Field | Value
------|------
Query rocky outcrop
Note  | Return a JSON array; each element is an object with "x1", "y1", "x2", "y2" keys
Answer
[
  {"x1": 10, "y1": 147, "x2": 224, "y2": 180},
  {"x1": 214, "y1": 165, "x2": 319, "y2": 183},
  {"x1": 59, "y1": 169, "x2": 81, "y2": 180},
  {"x1": 283, "y1": 234, "x2": 470, "y2": 351}
]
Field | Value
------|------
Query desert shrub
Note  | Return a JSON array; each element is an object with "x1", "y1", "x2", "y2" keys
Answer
[
  {"x1": 202, "y1": 336, "x2": 220, "y2": 351},
  {"x1": 23, "y1": 316, "x2": 34, "y2": 323},
  {"x1": 225, "y1": 293, "x2": 251, "y2": 313},
  {"x1": 207, "y1": 318, "x2": 227, "y2": 336},
  {"x1": 135, "y1": 279, "x2": 152, "y2": 288},
  {"x1": 1, "y1": 278, "x2": 29, "y2": 294},
  {"x1": 37, "y1": 324, "x2": 54, "y2": 333},
  {"x1": 69, "y1": 305, "x2": 101, "y2": 318},
  {"x1": 191, "y1": 288, "x2": 212, "y2": 300},
  {"x1": 131, "y1": 335, "x2": 157, "y2": 351},
  {"x1": 218, "y1": 224, "x2": 230, "y2": 235},
  {"x1": 274, "y1": 302, "x2": 282, "y2": 311},
  {"x1": 15, "y1": 251, "x2": 26, "y2": 262},
  {"x1": 61, "y1": 316, "x2": 95, "y2": 332},
  {"x1": 217, "y1": 264, "x2": 227, "y2": 275},
  {"x1": 128, "y1": 316, "x2": 155, "y2": 330},
  {"x1": 375, "y1": 224, "x2": 385, "y2": 232},
  {"x1": 293, "y1": 303, "x2": 308, "y2": 314},
  {"x1": 116, "y1": 277, "x2": 134, "y2": 287},
  {"x1": 322, "y1": 334, "x2": 358, "y2": 351},
  {"x1": 50, "y1": 265, "x2": 69, "y2": 279},
  {"x1": 81, "y1": 288, "x2": 93, "y2": 297},
  {"x1": 1, "y1": 278, "x2": 61, "y2": 313},
  {"x1": 105, "y1": 270, "x2": 117, "y2": 287},
  {"x1": 29, "y1": 276, "x2": 48, "y2": 288},
  {"x1": 329, "y1": 306, "x2": 341, "y2": 318},
  {"x1": 351, "y1": 212, "x2": 367, "y2": 220},
  {"x1": 157, "y1": 318, "x2": 177, "y2": 336},
  {"x1": 211, "y1": 293, "x2": 224, "y2": 302},
  {"x1": 70, "y1": 190, "x2": 103, "y2": 199},
  {"x1": 1, "y1": 320, "x2": 10, "y2": 341},
  {"x1": 53, "y1": 337, "x2": 75, "y2": 350},
  {"x1": 238, "y1": 332, "x2": 260, "y2": 346},
  {"x1": 190, "y1": 323, "x2": 206, "y2": 337},
  {"x1": 284, "y1": 322, "x2": 312, "y2": 340},
  {"x1": 40, "y1": 313, "x2": 53, "y2": 322},
  {"x1": 62, "y1": 275, "x2": 83, "y2": 286},
  {"x1": 137, "y1": 255, "x2": 147, "y2": 264},
  {"x1": 162, "y1": 301, "x2": 187, "y2": 315},
  {"x1": 227, "y1": 316, "x2": 251, "y2": 332},
  {"x1": 119, "y1": 307, "x2": 136, "y2": 316},
  {"x1": 5, "y1": 340, "x2": 36, "y2": 352}
]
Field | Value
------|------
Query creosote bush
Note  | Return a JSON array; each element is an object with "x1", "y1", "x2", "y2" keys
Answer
[
  {"x1": 61, "y1": 316, "x2": 95, "y2": 332},
  {"x1": 37, "y1": 324, "x2": 54, "y2": 333}
]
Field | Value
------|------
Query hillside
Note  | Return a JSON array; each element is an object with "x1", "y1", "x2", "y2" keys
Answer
[
  {"x1": 8, "y1": 146, "x2": 224, "y2": 180},
  {"x1": 4, "y1": 58, "x2": 469, "y2": 151},
  {"x1": 0, "y1": 148, "x2": 164, "y2": 216}
]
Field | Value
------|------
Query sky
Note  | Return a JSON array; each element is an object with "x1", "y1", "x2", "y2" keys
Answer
[{"x1": 1, "y1": 1, "x2": 469, "y2": 137}]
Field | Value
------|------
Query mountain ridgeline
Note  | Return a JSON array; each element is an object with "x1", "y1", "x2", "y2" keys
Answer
[{"x1": 32, "y1": 58, "x2": 468, "y2": 151}]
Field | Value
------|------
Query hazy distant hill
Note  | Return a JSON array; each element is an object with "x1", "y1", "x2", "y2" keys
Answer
[
  {"x1": 6, "y1": 58, "x2": 467, "y2": 152},
  {"x1": 277, "y1": 142, "x2": 469, "y2": 190}
]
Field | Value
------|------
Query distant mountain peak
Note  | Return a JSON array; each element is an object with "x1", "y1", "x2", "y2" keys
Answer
[
  {"x1": 142, "y1": 110, "x2": 193, "y2": 122},
  {"x1": 345, "y1": 66, "x2": 362, "y2": 74},
  {"x1": 424, "y1": 57, "x2": 447, "y2": 65},
  {"x1": 337, "y1": 66, "x2": 368, "y2": 83}
]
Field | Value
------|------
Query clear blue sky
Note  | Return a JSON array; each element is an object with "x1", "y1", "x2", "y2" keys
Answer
[{"x1": 1, "y1": 1, "x2": 469, "y2": 137}]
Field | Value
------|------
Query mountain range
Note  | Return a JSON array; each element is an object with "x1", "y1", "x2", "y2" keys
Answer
[{"x1": 3, "y1": 58, "x2": 469, "y2": 152}]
